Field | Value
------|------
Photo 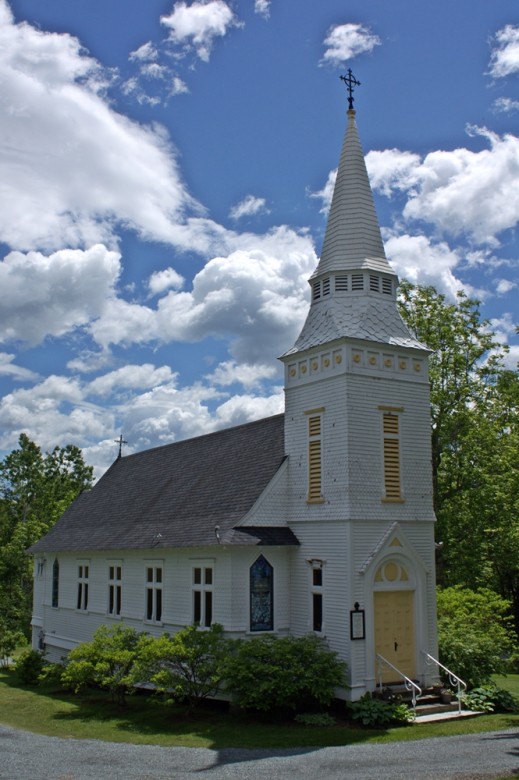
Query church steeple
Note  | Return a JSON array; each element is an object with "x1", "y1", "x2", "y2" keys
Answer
[
  {"x1": 283, "y1": 85, "x2": 427, "y2": 357},
  {"x1": 313, "y1": 107, "x2": 391, "y2": 279}
]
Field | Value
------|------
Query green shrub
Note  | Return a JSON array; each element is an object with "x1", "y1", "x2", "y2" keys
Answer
[
  {"x1": 348, "y1": 693, "x2": 413, "y2": 727},
  {"x1": 437, "y1": 586, "x2": 518, "y2": 688},
  {"x1": 461, "y1": 685, "x2": 519, "y2": 714},
  {"x1": 61, "y1": 625, "x2": 142, "y2": 704},
  {"x1": 38, "y1": 661, "x2": 66, "y2": 687},
  {"x1": 224, "y1": 634, "x2": 347, "y2": 713},
  {"x1": 15, "y1": 649, "x2": 45, "y2": 685},
  {"x1": 134, "y1": 624, "x2": 231, "y2": 710}
]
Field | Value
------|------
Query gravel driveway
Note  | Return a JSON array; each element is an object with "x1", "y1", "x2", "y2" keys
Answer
[{"x1": 1, "y1": 725, "x2": 518, "y2": 779}]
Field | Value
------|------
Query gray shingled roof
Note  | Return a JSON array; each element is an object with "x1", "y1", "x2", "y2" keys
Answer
[
  {"x1": 29, "y1": 414, "x2": 298, "y2": 553},
  {"x1": 283, "y1": 296, "x2": 429, "y2": 355}
]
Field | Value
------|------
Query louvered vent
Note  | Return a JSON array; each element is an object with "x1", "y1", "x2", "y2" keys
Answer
[
  {"x1": 335, "y1": 275, "x2": 348, "y2": 291},
  {"x1": 322, "y1": 277, "x2": 331, "y2": 296},
  {"x1": 308, "y1": 415, "x2": 322, "y2": 502},
  {"x1": 383, "y1": 413, "x2": 401, "y2": 499},
  {"x1": 369, "y1": 274, "x2": 380, "y2": 292},
  {"x1": 382, "y1": 277, "x2": 393, "y2": 295},
  {"x1": 351, "y1": 274, "x2": 364, "y2": 291}
]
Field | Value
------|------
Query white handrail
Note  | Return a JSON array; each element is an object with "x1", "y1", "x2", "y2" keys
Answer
[
  {"x1": 376, "y1": 653, "x2": 422, "y2": 710},
  {"x1": 422, "y1": 652, "x2": 467, "y2": 714}
]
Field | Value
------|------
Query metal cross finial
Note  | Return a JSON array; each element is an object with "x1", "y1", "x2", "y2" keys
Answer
[
  {"x1": 114, "y1": 434, "x2": 128, "y2": 459},
  {"x1": 340, "y1": 69, "x2": 361, "y2": 110}
]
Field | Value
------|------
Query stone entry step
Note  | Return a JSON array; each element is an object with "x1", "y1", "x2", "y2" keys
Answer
[
  {"x1": 414, "y1": 709, "x2": 484, "y2": 723},
  {"x1": 375, "y1": 685, "x2": 485, "y2": 723}
]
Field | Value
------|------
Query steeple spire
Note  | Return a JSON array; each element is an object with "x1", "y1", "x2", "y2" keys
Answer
[
  {"x1": 313, "y1": 99, "x2": 391, "y2": 280},
  {"x1": 282, "y1": 83, "x2": 428, "y2": 357}
]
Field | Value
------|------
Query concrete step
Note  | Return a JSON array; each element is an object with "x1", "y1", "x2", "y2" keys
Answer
[{"x1": 414, "y1": 708, "x2": 484, "y2": 723}]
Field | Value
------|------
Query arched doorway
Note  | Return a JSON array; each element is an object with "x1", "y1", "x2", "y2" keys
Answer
[{"x1": 373, "y1": 558, "x2": 416, "y2": 683}]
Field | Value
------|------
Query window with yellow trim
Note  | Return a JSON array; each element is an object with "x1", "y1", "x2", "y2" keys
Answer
[
  {"x1": 307, "y1": 414, "x2": 323, "y2": 503},
  {"x1": 382, "y1": 412, "x2": 402, "y2": 500}
]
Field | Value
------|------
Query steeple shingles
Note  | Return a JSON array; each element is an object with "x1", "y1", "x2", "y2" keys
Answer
[
  {"x1": 282, "y1": 100, "x2": 429, "y2": 356},
  {"x1": 313, "y1": 109, "x2": 391, "y2": 278}
]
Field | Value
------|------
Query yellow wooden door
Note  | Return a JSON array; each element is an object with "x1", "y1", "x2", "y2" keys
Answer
[{"x1": 374, "y1": 590, "x2": 416, "y2": 683}]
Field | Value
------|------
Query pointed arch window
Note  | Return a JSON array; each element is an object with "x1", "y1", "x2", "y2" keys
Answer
[
  {"x1": 250, "y1": 555, "x2": 273, "y2": 631},
  {"x1": 52, "y1": 558, "x2": 59, "y2": 608}
]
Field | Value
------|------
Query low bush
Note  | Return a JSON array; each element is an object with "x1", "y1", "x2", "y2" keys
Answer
[
  {"x1": 461, "y1": 685, "x2": 519, "y2": 714},
  {"x1": 61, "y1": 624, "x2": 142, "y2": 704},
  {"x1": 133, "y1": 624, "x2": 231, "y2": 711},
  {"x1": 15, "y1": 649, "x2": 45, "y2": 685},
  {"x1": 348, "y1": 694, "x2": 413, "y2": 727},
  {"x1": 224, "y1": 634, "x2": 347, "y2": 713}
]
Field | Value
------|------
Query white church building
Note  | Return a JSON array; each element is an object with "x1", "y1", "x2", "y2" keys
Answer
[{"x1": 30, "y1": 91, "x2": 439, "y2": 699}]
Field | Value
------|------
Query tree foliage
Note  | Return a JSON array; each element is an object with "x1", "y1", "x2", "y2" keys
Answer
[
  {"x1": 436, "y1": 586, "x2": 518, "y2": 687},
  {"x1": 0, "y1": 434, "x2": 93, "y2": 637},
  {"x1": 398, "y1": 283, "x2": 519, "y2": 630}
]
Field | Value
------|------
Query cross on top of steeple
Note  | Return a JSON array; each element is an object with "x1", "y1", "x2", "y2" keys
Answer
[{"x1": 340, "y1": 69, "x2": 361, "y2": 110}]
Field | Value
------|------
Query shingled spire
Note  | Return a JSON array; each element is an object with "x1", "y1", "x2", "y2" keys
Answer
[
  {"x1": 282, "y1": 86, "x2": 428, "y2": 356},
  {"x1": 313, "y1": 107, "x2": 391, "y2": 279}
]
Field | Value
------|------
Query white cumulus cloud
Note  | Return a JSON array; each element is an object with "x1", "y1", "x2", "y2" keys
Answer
[
  {"x1": 321, "y1": 23, "x2": 380, "y2": 67},
  {"x1": 489, "y1": 24, "x2": 519, "y2": 78},
  {"x1": 229, "y1": 195, "x2": 269, "y2": 220},
  {"x1": 0, "y1": 245, "x2": 121, "y2": 345},
  {"x1": 161, "y1": 0, "x2": 240, "y2": 62},
  {"x1": 0, "y1": 8, "x2": 201, "y2": 252}
]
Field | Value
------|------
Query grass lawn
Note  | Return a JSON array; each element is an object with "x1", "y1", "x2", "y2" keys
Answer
[{"x1": 1, "y1": 667, "x2": 518, "y2": 749}]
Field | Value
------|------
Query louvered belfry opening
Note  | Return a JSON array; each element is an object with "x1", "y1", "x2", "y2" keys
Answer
[{"x1": 383, "y1": 412, "x2": 401, "y2": 499}]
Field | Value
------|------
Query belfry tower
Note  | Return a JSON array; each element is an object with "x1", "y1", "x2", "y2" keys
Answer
[{"x1": 281, "y1": 76, "x2": 438, "y2": 696}]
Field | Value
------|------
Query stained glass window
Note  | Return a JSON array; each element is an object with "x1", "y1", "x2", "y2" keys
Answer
[
  {"x1": 52, "y1": 558, "x2": 59, "y2": 608},
  {"x1": 250, "y1": 555, "x2": 273, "y2": 631}
]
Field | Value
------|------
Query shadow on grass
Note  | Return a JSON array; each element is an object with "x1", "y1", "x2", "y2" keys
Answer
[
  {"x1": 0, "y1": 668, "x2": 386, "y2": 749},
  {"x1": 3, "y1": 668, "x2": 519, "y2": 752}
]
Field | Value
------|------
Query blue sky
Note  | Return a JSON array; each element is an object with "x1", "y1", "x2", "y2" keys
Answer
[{"x1": 1, "y1": 0, "x2": 518, "y2": 477}]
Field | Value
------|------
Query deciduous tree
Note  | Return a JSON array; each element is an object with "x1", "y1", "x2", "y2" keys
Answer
[{"x1": 0, "y1": 434, "x2": 93, "y2": 637}]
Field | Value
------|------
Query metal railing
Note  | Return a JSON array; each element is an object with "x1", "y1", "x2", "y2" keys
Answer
[
  {"x1": 422, "y1": 652, "x2": 467, "y2": 715},
  {"x1": 376, "y1": 653, "x2": 422, "y2": 710}
]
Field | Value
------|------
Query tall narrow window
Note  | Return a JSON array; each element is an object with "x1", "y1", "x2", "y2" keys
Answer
[
  {"x1": 307, "y1": 412, "x2": 323, "y2": 503},
  {"x1": 382, "y1": 412, "x2": 402, "y2": 500},
  {"x1": 250, "y1": 555, "x2": 273, "y2": 631},
  {"x1": 52, "y1": 558, "x2": 59, "y2": 608},
  {"x1": 145, "y1": 565, "x2": 163, "y2": 622},
  {"x1": 108, "y1": 564, "x2": 122, "y2": 616},
  {"x1": 311, "y1": 566, "x2": 323, "y2": 633},
  {"x1": 77, "y1": 563, "x2": 89, "y2": 611},
  {"x1": 192, "y1": 566, "x2": 213, "y2": 627}
]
